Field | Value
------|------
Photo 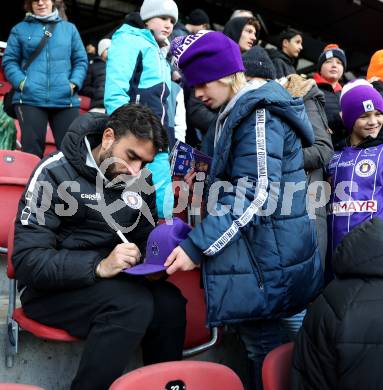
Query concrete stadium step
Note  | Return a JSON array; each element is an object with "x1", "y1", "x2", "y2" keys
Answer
[{"x1": 0, "y1": 294, "x2": 8, "y2": 325}]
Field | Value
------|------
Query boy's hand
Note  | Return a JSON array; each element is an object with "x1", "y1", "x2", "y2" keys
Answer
[{"x1": 164, "y1": 246, "x2": 197, "y2": 275}]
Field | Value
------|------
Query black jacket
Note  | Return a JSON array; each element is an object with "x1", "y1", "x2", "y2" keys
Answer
[
  {"x1": 372, "y1": 79, "x2": 383, "y2": 97},
  {"x1": 313, "y1": 73, "x2": 346, "y2": 146},
  {"x1": 170, "y1": 22, "x2": 189, "y2": 40},
  {"x1": 292, "y1": 217, "x2": 383, "y2": 390},
  {"x1": 267, "y1": 48, "x2": 297, "y2": 78},
  {"x1": 13, "y1": 112, "x2": 157, "y2": 294},
  {"x1": 80, "y1": 56, "x2": 106, "y2": 109},
  {"x1": 319, "y1": 85, "x2": 345, "y2": 145}
]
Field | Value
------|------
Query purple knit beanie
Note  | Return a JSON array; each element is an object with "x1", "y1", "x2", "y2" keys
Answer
[
  {"x1": 340, "y1": 79, "x2": 383, "y2": 131},
  {"x1": 171, "y1": 30, "x2": 245, "y2": 86}
]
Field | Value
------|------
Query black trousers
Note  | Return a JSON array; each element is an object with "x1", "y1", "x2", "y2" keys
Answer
[
  {"x1": 15, "y1": 104, "x2": 80, "y2": 158},
  {"x1": 21, "y1": 277, "x2": 187, "y2": 390}
]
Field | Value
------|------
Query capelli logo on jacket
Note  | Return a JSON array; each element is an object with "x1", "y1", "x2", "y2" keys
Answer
[{"x1": 81, "y1": 193, "x2": 101, "y2": 201}]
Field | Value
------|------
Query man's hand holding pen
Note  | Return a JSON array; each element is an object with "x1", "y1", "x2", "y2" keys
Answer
[{"x1": 96, "y1": 234, "x2": 141, "y2": 278}]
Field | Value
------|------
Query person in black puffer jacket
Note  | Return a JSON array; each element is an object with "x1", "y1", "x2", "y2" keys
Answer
[
  {"x1": 80, "y1": 38, "x2": 110, "y2": 112},
  {"x1": 291, "y1": 217, "x2": 383, "y2": 390}
]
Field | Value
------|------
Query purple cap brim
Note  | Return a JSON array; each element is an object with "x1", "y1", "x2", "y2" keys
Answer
[{"x1": 123, "y1": 263, "x2": 167, "y2": 275}]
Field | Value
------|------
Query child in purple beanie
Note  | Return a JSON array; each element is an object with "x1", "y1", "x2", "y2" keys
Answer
[
  {"x1": 166, "y1": 31, "x2": 323, "y2": 389},
  {"x1": 326, "y1": 79, "x2": 383, "y2": 278}
]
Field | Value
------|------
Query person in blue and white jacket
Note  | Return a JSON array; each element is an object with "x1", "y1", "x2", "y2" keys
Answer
[
  {"x1": 167, "y1": 31, "x2": 323, "y2": 389},
  {"x1": 3, "y1": 0, "x2": 88, "y2": 158},
  {"x1": 105, "y1": 0, "x2": 178, "y2": 219}
]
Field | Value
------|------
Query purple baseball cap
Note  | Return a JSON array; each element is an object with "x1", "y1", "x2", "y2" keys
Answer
[{"x1": 124, "y1": 218, "x2": 191, "y2": 275}]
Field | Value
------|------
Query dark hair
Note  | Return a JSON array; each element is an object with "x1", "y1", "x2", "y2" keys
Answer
[
  {"x1": 24, "y1": 0, "x2": 57, "y2": 13},
  {"x1": 246, "y1": 17, "x2": 261, "y2": 34},
  {"x1": 107, "y1": 104, "x2": 168, "y2": 152},
  {"x1": 278, "y1": 27, "x2": 302, "y2": 49}
]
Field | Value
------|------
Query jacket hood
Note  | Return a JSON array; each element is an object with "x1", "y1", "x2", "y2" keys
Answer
[
  {"x1": 304, "y1": 83, "x2": 325, "y2": 105},
  {"x1": 24, "y1": 11, "x2": 61, "y2": 23},
  {"x1": 280, "y1": 74, "x2": 325, "y2": 107},
  {"x1": 334, "y1": 217, "x2": 383, "y2": 277},
  {"x1": 61, "y1": 112, "x2": 108, "y2": 181},
  {"x1": 219, "y1": 80, "x2": 315, "y2": 147},
  {"x1": 223, "y1": 17, "x2": 251, "y2": 44},
  {"x1": 124, "y1": 12, "x2": 146, "y2": 29},
  {"x1": 120, "y1": 13, "x2": 157, "y2": 46}
]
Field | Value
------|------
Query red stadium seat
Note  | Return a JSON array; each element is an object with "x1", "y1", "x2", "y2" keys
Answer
[
  {"x1": 79, "y1": 94, "x2": 91, "y2": 115},
  {"x1": 0, "y1": 49, "x2": 7, "y2": 82},
  {"x1": 0, "y1": 80, "x2": 11, "y2": 96},
  {"x1": 168, "y1": 269, "x2": 219, "y2": 357},
  {"x1": 5, "y1": 219, "x2": 80, "y2": 368},
  {"x1": 109, "y1": 361, "x2": 244, "y2": 390},
  {"x1": 0, "y1": 150, "x2": 40, "y2": 253},
  {"x1": 0, "y1": 151, "x2": 76, "y2": 368},
  {"x1": 43, "y1": 126, "x2": 57, "y2": 156},
  {"x1": 262, "y1": 342, "x2": 294, "y2": 390}
]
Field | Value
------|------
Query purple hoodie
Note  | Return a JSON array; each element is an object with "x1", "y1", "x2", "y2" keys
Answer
[{"x1": 328, "y1": 143, "x2": 383, "y2": 257}]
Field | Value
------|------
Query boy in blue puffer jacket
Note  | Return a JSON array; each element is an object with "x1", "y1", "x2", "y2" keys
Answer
[{"x1": 167, "y1": 31, "x2": 323, "y2": 389}]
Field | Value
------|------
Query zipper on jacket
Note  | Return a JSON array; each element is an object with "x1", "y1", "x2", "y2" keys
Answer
[
  {"x1": 46, "y1": 27, "x2": 50, "y2": 104},
  {"x1": 19, "y1": 76, "x2": 27, "y2": 104},
  {"x1": 158, "y1": 48, "x2": 166, "y2": 125},
  {"x1": 160, "y1": 82, "x2": 166, "y2": 125},
  {"x1": 243, "y1": 234, "x2": 264, "y2": 290}
]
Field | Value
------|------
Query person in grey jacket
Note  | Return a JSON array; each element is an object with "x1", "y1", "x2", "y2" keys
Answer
[{"x1": 282, "y1": 74, "x2": 334, "y2": 268}]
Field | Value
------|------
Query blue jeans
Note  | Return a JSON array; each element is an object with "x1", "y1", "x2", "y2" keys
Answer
[{"x1": 236, "y1": 319, "x2": 289, "y2": 390}]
